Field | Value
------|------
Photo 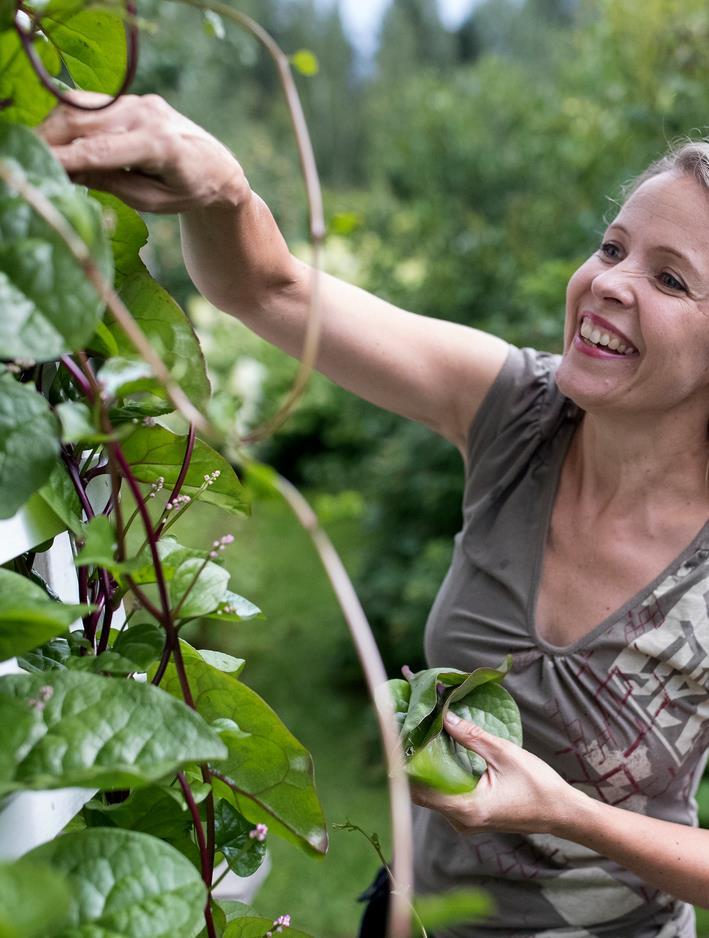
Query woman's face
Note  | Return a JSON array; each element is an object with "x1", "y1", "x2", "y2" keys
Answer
[{"x1": 556, "y1": 170, "x2": 709, "y2": 425}]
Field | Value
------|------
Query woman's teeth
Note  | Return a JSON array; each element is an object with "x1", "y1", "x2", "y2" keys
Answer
[{"x1": 579, "y1": 318, "x2": 634, "y2": 355}]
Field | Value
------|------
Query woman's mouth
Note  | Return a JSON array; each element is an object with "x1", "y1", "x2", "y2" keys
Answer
[{"x1": 577, "y1": 315, "x2": 639, "y2": 356}]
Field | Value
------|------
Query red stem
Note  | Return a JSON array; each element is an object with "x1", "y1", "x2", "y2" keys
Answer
[
  {"x1": 177, "y1": 772, "x2": 217, "y2": 938},
  {"x1": 156, "y1": 423, "x2": 195, "y2": 538}
]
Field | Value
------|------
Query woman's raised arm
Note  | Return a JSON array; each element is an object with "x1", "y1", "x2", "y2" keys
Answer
[{"x1": 40, "y1": 92, "x2": 509, "y2": 452}]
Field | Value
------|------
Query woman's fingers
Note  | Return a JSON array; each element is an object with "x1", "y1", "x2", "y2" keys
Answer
[
  {"x1": 38, "y1": 92, "x2": 141, "y2": 145},
  {"x1": 37, "y1": 92, "x2": 249, "y2": 214},
  {"x1": 52, "y1": 130, "x2": 163, "y2": 176}
]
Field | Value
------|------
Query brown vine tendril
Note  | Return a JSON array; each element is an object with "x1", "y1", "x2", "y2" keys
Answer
[
  {"x1": 0, "y1": 159, "x2": 210, "y2": 433},
  {"x1": 275, "y1": 474, "x2": 413, "y2": 938},
  {"x1": 170, "y1": 0, "x2": 325, "y2": 447},
  {"x1": 13, "y1": 0, "x2": 139, "y2": 111}
]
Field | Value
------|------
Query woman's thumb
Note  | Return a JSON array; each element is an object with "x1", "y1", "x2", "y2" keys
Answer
[{"x1": 444, "y1": 710, "x2": 503, "y2": 762}]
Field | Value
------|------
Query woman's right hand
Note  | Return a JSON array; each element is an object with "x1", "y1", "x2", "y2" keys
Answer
[{"x1": 38, "y1": 91, "x2": 250, "y2": 214}]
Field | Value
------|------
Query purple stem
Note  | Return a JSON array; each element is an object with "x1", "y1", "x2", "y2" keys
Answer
[
  {"x1": 109, "y1": 443, "x2": 195, "y2": 708},
  {"x1": 177, "y1": 772, "x2": 217, "y2": 938},
  {"x1": 14, "y1": 0, "x2": 139, "y2": 111},
  {"x1": 59, "y1": 355, "x2": 93, "y2": 398},
  {"x1": 156, "y1": 423, "x2": 195, "y2": 538}
]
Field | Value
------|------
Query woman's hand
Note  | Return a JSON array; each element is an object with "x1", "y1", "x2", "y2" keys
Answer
[
  {"x1": 410, "y1": 711, "x2": 587, "y2": 836},
  {"x1": 38, "y1": 91, "x2": 249, "y2": 214}
]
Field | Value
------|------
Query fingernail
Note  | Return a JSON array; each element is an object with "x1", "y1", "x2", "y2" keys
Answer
[{"x1": 444, "y1": 711, "x2": 461, "y2": 726}]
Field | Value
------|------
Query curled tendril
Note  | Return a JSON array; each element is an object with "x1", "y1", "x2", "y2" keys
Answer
[{"x1": 13, "y1": 0, "x2": 139, "y2": 111}]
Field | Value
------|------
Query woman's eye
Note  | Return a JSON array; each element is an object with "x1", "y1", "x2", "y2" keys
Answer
[
  {"x1": 658, "y1": 271, "x2": 686, "y2": 292},
  {"x1": 599, "y1": 241, "x2": 621, "y2": 260}
]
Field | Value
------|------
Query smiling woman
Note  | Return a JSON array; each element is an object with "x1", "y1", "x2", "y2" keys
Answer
[{"x1": 39, "y1": 91, "x2": 709, "y2": 938}]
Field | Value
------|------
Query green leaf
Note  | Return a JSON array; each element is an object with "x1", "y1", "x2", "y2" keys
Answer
[
  {"x1": 105, "y1": 270, "x2": 211, "y2": 407},
  {"x1": 90, "y1": 191, "x2": 148, "y2": 282},
  {"x1": 291, "y1": 48, "x2": 319, "y2": 76},
  {"x1": 198, "y1": 649, "x2": 245, "y2": 675},
  {"x1": 170, "y1": 557, "x2": 229, "y2": 618},
  {"x1": 76, "y1": 514, "x2": 116, "y2": 567},
  {"x1": 0, "y1": 123, "x2": 113, "y2": 359},
  {"x1": 223, "y1": 915, "x2": 312, "y2": 938},
  {"x1": 0, "y1": 696, "x2": 46, "y2": 790},
  {"x1": 43, "y1": 7, "x2": 128, "y2": 94},
  {"x1": 406, "y1": 732, "x2": 478, "y2": 794},
  {"x1": 65, "y1": 650, "x2": 144, "y2": 675},
  {"x1": 0, "y1": 669, "x2": 227, "y2": 794},
  {"x1": 204, "y1": 591, "x2": 262, "y2": 623},
  {"x1": 202, "y1": 9, "x2": 225, "y2": 39},
  {"x1": 37, "y1": 462, "x2": 84, "y2": 534},
  {"x1": 122, "y1": 425, "x2": 248, "y2": 516},
  {"x1": 125, "y1": 538, "x2": 215, "y2": 587},
  {"x1": 25, "y1": 828, "x2": 207, "y2": 938},
  {"x1": 0, "y1": 371, "x2": 60, "y2": 518},
  {"x1": 55, "y1": 400, "x2": 108, "y2": 444},
  {"x1": 84, "y1": 785, "x2": 194, "y2": 843},
  {"x1": 111, "y1": 622, "x2": 166, "y2": 671},
  {"x1": 0, "y1": 857, "x2": 71, "y2": 938},
  {"x1": 214, "y1": 799, "x2": 266, "y2": 878},
  {"x1": 414, "y1": 887, "x2": 492, "y2": 931},
  {"x1": 98, "y1": 356, "x2": 161, "y2": 399},
  {"x1": 17, "y1": 635, "x2": 71, "y2": 673},
  {"x1": 0, "y1": 568, "x2": 89, "y2": 660},
  {"x1": 154, "y1": 644, "x2": 328, "y2": 856},
  {"x1": 0, "y1": 29, "x2": 60, "y2": 126}
]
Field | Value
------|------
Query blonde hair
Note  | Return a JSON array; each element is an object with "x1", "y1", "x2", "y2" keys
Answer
[{"x1": 623, "y1": 138, "x2": 709, "y2": 200}]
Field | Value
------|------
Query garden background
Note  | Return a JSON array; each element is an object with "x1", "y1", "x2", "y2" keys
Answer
[{"x1": 128, "y1": 0, "x2": 709, "y2": 934}]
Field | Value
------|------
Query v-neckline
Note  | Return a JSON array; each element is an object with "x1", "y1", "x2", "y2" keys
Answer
[{"x1": 526, "y1": 424, "x2": 709, "y2": 657}]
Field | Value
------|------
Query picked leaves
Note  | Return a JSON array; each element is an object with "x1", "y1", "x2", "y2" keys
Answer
[{"x1": 386, "y1": 661, "x2": 522, "y2": 794}]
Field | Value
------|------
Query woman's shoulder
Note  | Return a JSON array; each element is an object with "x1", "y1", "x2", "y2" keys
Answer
[{"x1": 466, "y1": 344, "x2": 577, "y2": 467}]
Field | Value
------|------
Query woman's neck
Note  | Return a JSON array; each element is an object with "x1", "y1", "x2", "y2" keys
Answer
[{"x1": 570, "y1": 409, "x2": 708, "y2": 528}]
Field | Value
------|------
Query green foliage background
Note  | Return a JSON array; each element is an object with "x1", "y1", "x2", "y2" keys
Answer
[{"x1": 141, "y1": 0, "x2": 709, "y2": 674}]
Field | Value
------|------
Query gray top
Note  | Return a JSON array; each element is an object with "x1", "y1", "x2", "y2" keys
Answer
[{"x1": 413, "y1": 346, "x2": 709, "y2": 938}]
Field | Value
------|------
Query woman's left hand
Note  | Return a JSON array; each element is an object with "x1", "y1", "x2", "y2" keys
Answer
[{"x1": 410, "y1": 711, "x2": 586, "y2": 836}]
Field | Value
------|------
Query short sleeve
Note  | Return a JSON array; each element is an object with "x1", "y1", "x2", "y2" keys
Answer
[
  {"x1": 466, "y1": 345, "x2": 564, "y2": 467},
  {"x1": 461, "y1": 346, "x2": 578, "y2": 534}
]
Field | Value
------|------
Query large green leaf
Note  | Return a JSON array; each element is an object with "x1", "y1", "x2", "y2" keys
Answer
[
  {"x1": 0, "y1": 669, "x2": 227, "y2": 794},
  {"x1": 155, "y1": 644, "x2": 328, "y2": 856},
  {"x1": 43, "y1": 7, "x2": 127, "y2": 94},
  {"x1": 122, "y1": 425, "x2": 248, "y2": 516},
  {"x1": 0, "y1": 567, "x2": 89, "y2": 660},
  {"x1": 0, "y1": 858, "x2": 71, "y2": 938},
  {"x1": 0, "y1": 29, "x2": 60, "y2": 126},
  {"x1": 0, "y1": 371, "x2": 60, "y2": 518},
  {"x1": 0, "y1": 123, "x2": 112, "y2": 359},
  {"x1": 25, "y1": 828, "x2": 207, "y2": 938},
  {"x1": 106, "y1": 271, "x2": 212, "y2": 407}
]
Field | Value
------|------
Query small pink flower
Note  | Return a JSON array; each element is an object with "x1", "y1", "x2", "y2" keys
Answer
[{"x1": 249, "y1": 823, "x2": 268, "y2": 842}]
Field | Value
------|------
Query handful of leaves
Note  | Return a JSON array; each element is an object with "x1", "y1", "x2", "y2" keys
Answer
[{"x1": 386, "y1": 661, "x2": 522, "y2": 794}]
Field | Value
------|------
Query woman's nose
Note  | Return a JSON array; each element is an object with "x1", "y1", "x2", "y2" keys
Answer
[{"x1": 590, "y1": 264, "x2": 635, "y2": 306}]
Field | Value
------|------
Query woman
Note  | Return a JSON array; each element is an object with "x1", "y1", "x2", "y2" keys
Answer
[{"x1": 40, "y1": 92, "x2": 709, "y2": 937}]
